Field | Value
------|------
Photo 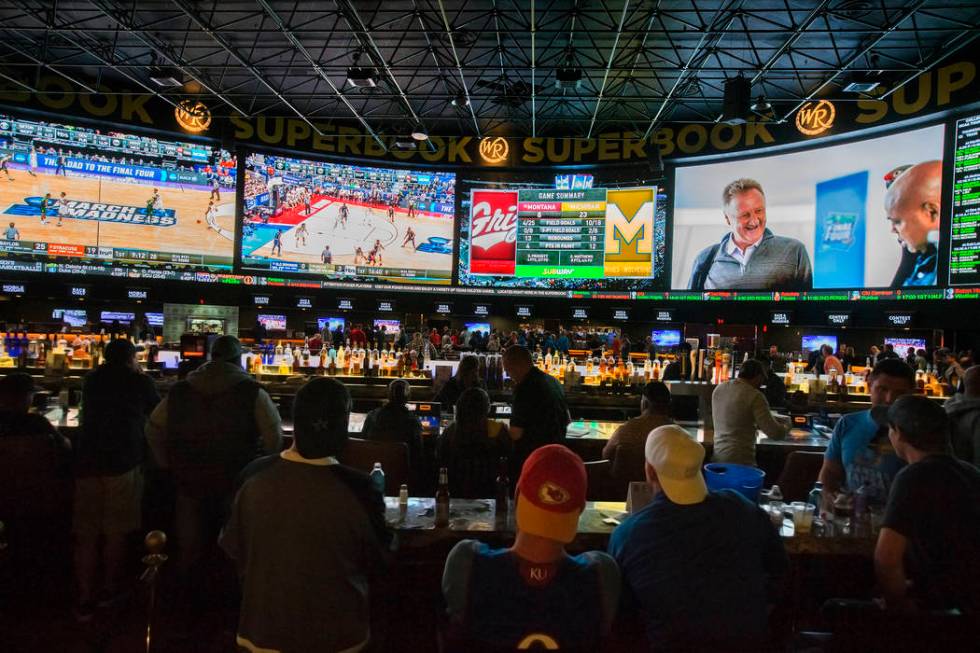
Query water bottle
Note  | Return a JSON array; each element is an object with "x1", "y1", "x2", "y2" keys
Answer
[
  {"x1": 369, "y1": 462, "x2": 385, "y2": 495},
  {"x1": 807, "y1": 481, "x2": 823, "y2": 514},
  {"x1": 853, "y1": 481, "x2": 871, "y2": 537},
  {"x1": 495, "y1": 457, "x2": 510, "y2": 516}
]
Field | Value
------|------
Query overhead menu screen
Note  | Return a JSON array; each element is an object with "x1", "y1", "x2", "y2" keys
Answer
[
  {"x1": 459, "y1": 186, "x2": 666, "y2": 290},
  {"x1": 0, "y1": 113, "x2": 235, "y2": 274},
  {"x1": 950, "y1": 113, "x2": 980, "y2": 286},
  {"x1": 240, "y1": 152, "x2": 454, "y2": 285}
]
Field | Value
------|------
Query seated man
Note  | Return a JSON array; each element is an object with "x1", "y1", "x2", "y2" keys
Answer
[
  {"x1": 946, "y1": 365, "x2": 980, "y2": 467},
  {"x1": 0, "y1": 372, "x2": 71, "y2": 455},
  {"x1": 876, "y1": 395, "x2": 980, "y2": 614},
  {"x1": 442, "y1": 444, "x2": 620, "y2": 652},
  {"x1": 361, "y1": 378, "x2": 423, "y2": 471},
  {"x1": 711, "y1": 359, "x2": 788, "y2": 466},
  {"x1": 220, "y1": 377, "x2": 392, "y2": 653},
  {"x1": 818, "y1": 359, "x2": 915, "y2": 512},
  {"x1": 602, "y1": 381, "x2": 672, "y2": 461},
  {"x1": 609, "y1": 425, "x2": 787, "y2": 650}
]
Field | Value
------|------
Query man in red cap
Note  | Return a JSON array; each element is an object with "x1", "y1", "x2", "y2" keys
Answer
[{"x1": 442, "y1": 444, "x2": 620, "y2": 652}]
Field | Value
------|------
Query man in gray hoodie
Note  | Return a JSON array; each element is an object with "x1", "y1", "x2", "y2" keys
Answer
[
  {"x1": 146, "y1": 335, "x2": 281, "y2": 617},
  {"x1": 946, "y1": 365, "x2": 980, "y2": 467},
  {"x1": 688, "y1": 178, "x2": 812, "y2": 291}
]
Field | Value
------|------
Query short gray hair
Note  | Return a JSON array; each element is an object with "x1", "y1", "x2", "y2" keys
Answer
[{"x1": 722, "y1": 178, "x2": 765, "y2": 208}]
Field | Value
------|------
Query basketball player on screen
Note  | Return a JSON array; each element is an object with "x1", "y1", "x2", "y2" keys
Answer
[
  {"x1": 321, "y1": 245, "x2": 332, "y2": 265},
  {"x1": 210, "y1": 174, "x2": 221, "y2": 202},
  {"x1": 54, "y1": 191, "x2": 67, "y2": 227},
  {"x1": 26, "y1": 145, "x2": 38, "y2": 177},
  {"x1": 354, "y1": 246, "x2": 366, "y2": 265},
  {"x1": 402, "y1": 226, "x2": 417, "y2": 250},
  {"x1": 271, "y1": 229, "x2": 283, "y2": 257},
  {"x1": 0, "y1": 154, "x2": 14, "y2": 181},
  {"x1": 204, "y1": 201, "x2": 218, "y2": 231},
  {"x1": 387, "y1": 202, "x2": 396, "y2": 224},
  {"x1": 303, "y1": 187, "x2": 312, "y2": 216},
  {"x1": 39, "y1": 193, "x2": 51, "y2": 225},
  {"x1": 295, "y1": 222, "x2": 309, "y2": 247},
  {"x1": 334, "y1": 203, "x2": 349, "y2": 230}
]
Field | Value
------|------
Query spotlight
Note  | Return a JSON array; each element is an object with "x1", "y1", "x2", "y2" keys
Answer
[
  {"x1": 411, "y1": 125, "x2": 429, "y2": 141},
  {"x1": 751, "y1": 95, "x2": 771, "y2": 113},
  {"x1": 555, "y1": 67, "x2": 583, "y2": 90},
  {"x1": 346, "y1": 67, "x2": 379, "y2": 88},
  {"x1": 451, "y1": 93, "x2": 470, "y2": 107}
]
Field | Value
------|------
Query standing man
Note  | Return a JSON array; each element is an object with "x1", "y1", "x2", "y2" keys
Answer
[
  {"x1": 55, "y1": 149, "x2": 67, "y2": 176},
  {"x1": 884, "y1": 160, "x2": 942, "y2": 287},
  {"x1": 818, "y1": 359, "x2": 915, "y2": 512},
  {"x1": 442, "y1": 445, "x2": 620, "y2": 652},
  {"x1": 711, "y1": 359, "x2": 789, "y2": 466},
  {"x1": 320, "y1": 244, "x2": 332, "y2": 265},
  {"x1": 221, "y1": 377, "x2": 392, "y2": 653},
  {"x1": 503, "y1": 345, "x2": 570, "y2": 470},
  {"x1": 609, "y1": 425, "x2": 787, "y2": 650},
  {"x1": 946, "y1": 365, "x2": 980, "y2": 467},
  {"x1": 54, "y1": 191, "x2": 67, "y2": 227},
  {"x1": 688, "y1": 178, "x2": 812, "y2": 291},
  {"x1": 73, "y1": 339, "x2": 160, "y2": 620},
  {"x1": 4, "y1": 221, "x2": 19, "y2": 241},
  {"x1": 294, "y1": 222, "x2": 308, "y2": 247},
  {"x1": 407, "y1": 196, "x2": 416, "y2": 219},
  {"x1": 204, "y1": 201, "x2": 218, "y2": 231},
  {"x1": 210, "y1": 174, "x2": 221, "y2": 202},
  {"x1": 876, "y1": 395, "x2": 980, "y2": 613},
  {"x1": 822, "y1": 344, "x2": 845, "y2": 378},
  {"x1": 146, "y1": 336, "x2": 282, "y2": 623},
  {"x1": 39, "y1": 193, "x2": 52, "y2": 225}
]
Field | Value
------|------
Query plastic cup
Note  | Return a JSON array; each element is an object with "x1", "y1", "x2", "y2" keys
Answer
[
  {"x1": 768, "y1": 503, "x2": 785, "y2": 529},
  {"x1": 791, "y1": 501, "x2": 815, "y2": 534}
]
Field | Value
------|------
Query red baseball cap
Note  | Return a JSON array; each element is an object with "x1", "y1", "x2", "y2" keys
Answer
[{"x1": 516, "y1": 444, "x2": 587, "y2": 544}]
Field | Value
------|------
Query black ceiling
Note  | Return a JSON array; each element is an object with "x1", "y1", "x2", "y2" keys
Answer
[{"x1": 1, "y1": 0, "x2": 979, "y2": 139}]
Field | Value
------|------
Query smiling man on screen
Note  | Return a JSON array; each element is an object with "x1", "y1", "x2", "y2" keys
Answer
[{"x1": 688, "y1": 178, "x2": 812, "y2": 291}]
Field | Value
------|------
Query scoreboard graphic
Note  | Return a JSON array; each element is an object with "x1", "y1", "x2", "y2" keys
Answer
[{"x1": 513, "y1": 187, "x2": 656, "y2": 279}]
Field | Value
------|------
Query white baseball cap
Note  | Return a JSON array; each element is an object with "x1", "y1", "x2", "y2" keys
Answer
[{"x1": 644, "y1": 425, "x2": 708, "y2": 505}]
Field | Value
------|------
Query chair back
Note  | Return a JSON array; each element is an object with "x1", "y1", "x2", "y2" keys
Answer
[
  {"x1": 775, "y1": 451, "x2": 825, "y2": 502},
  {"x1": 610, "y1": 443, "x2": 647, "y2": 485},
  {"x1": 0, "y1": 436, "x2": 70, "y2": 519},
  {"x1": 339, "y1": 438, "x2": 410, "y2": 496}
]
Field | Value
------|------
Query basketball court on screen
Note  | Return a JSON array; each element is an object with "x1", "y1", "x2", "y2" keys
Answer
[
  {"x1": 246, "y1": 199, "x2": 452, "y2": 270},
  {"x1": 0, "y1": 165, "x2": 234, "y2": 260}
]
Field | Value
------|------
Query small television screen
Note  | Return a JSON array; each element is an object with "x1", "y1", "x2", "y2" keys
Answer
[
  {"x1": 52, "y1": 308, "x2": 87, "y2": 327},
  {"x1": 156, "y1": 350, "x2": 181, "y2": 370},
  {"x1": 257, "y1": 314, "x2": 287, "y2": 331},
  {"x1": 802, "y1": 334, "x2": 838, "y2": 353},
  {"x1": 145, "y1": 312, "x2": 164, "y2": 327},
  {"x1": 317, "y1": 317, "x2": 345, "y2": 332},
  {"x1": 651, "y1": 329, "x2": 682, "y2": 347},
  {"x1": 885, "y1": 337, "x2": 927, "y2": 352},
  {"x1": 464, "y1": 322, "x2": 491, "y2": 335},
  {"x1": 374, "y1": 319, "x2": 400, "y2": 336},
  {"x1": 100, "y1": 311, "x2": 135, "y2": 325}
]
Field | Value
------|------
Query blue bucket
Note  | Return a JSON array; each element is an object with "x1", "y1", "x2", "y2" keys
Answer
[{"x1": 703, "y1": 463, "x2": 766, "y2": 502}]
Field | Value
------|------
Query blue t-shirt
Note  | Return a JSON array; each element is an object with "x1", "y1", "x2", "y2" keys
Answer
[
  {"x1": 824, "y1": 409, "x2": 905, "y2": 503},
  {"x1": 442, "y1": 540, "x2": 620, "y2": 653},
  {"x1": 608, "y1": 490, "x2": 787, "y2": 650}
]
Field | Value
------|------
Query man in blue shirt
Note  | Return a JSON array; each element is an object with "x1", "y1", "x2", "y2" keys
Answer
[
  {"x1": 442, "y1": 444, "x2": 620, "y2": 652},
  {"x1": 818, "y1": 359, "x2": 915, "y2": 511},
  {"x1": 609, "y1": 425, "x2": 787, "y2": 650}
]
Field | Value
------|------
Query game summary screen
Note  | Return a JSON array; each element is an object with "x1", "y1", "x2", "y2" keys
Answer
[
  {"x1": 0, "y1": 113, "x2": 236, "y2": 273},
  {"x1": 457, "y1": 186, "x2": 667, "y2": 290},
  {"x1": 671, "y1": 123, "x2": 946, "y2": 292},
  {"x1": 240, "y1": 152, "x2": 455, "y2": 284}
]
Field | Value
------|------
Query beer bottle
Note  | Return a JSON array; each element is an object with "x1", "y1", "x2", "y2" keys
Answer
[
  {"x1": 435, "y1": 467, "x2": 450, "y2": 527},
  {"x1": 495, "y1": 457, "x2": 510, "y2": 516}
]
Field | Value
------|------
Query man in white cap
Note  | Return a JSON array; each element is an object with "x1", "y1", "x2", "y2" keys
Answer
[{"x1": 608, "y1": 425, "x2": 787, "y2": 650}]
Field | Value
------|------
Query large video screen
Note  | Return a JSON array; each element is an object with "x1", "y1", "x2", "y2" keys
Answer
[
  {"x1": 0, "y1": 113, "x2": 235, "y2": 273},
  {"x1": 457, "y1": 186, "x2": 667, "y2": 290},
  {"x1": 240, "y1": 152, "x2": 454, "y2": 284},
  {"x1": 672, "y1": 124, "x2": 945, "y2": 291}
]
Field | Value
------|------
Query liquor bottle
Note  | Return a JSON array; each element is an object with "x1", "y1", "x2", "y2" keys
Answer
[
  {"x1": 274, "y1": 340, "x2": 284, "y2": 364},
  {"x1": 369, "y1": 462, "x2": 386, "y2": 495},
  {"x1": 302, "y1": 340, "x2": 311, "y2": 366},
  {"x1": 495, "y1": 457, "x2": 510, "y2": 516},
  {"x1": 435, "y1": 467, "x2": 450, "y2": 528}
]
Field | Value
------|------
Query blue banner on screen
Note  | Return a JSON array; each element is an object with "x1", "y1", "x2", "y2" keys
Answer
[
  {"x1": 651, "y1": 329, "x2": 681, "y2": 347},
  {"x1": 802, "y1": 334, "x2": 838, "y2": 353},
  {"x1": 814, "y1": 171, "x2": 868, "y2": 288}
]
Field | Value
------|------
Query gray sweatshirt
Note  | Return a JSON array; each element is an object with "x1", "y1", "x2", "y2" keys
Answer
[{"x1": 688, "y1": 229, "x2": 812, "y2": 291}]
